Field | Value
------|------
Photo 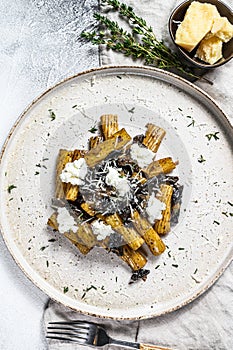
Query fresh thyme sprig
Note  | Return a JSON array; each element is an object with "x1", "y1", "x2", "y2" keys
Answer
[{"x1": 81, "y1": 0, "x2": 208, "y2": 81}]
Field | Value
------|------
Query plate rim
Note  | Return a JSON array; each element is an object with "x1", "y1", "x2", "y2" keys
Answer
[{"x1": 0, "y1": 65, "x2": 232, "y2": 320}]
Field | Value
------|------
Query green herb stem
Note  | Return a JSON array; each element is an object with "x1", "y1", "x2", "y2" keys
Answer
[{"x1": 82, "y1": 0, "x2": 210, "y2": 82}]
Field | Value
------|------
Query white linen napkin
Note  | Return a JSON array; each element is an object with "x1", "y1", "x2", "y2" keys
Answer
[
  {"x1": 45, "y1": 1, "x2": 233, "y2": 349},
  {"x1": 44, "y1": 299, "x2": 140, "y2": 350},
  {"x1": 44, "y1": 265, "x2": 233, "y2": 350}
]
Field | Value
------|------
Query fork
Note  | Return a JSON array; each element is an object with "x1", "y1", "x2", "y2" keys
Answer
[{"x1": 47, "y1": 320, "x2": 172, "y2": 349}]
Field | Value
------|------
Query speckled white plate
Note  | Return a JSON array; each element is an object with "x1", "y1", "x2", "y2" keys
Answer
[{"x1": 0, "y1": 66, "x2": 232, "y2": 320}]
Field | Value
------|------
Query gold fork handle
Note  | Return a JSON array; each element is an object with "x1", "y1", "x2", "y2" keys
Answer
[{"x1": 140, "y1": 344, "x2": 172, "y2": 350}]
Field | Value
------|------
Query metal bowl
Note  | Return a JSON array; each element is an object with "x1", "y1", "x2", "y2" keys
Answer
[{"x1": 169, "y1": 0, "x2": 233, "y2": 69}]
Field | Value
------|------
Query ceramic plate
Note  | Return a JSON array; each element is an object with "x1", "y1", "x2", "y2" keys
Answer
[{"x1": 0, "y1": 66, "x2": 232, "y2": 320}]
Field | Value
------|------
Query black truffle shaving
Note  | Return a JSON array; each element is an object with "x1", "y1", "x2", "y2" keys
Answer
[
  {"x1": 171, "y1": 184, "x2": 184, "y2": 225},
  {"x1": 133, "y1": 134, "x2": 144, "y2": 144},
  {"x1": 129, "y1": 268, "x2": 150, "y2": 284},
  {"x1": 109, "y1": 246, "x2": 124, "y2": 256}
]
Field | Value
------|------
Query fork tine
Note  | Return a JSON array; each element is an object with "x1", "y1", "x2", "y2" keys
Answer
[
  {"x1": 47, "y1": 330, "x2": 87, "y2": 340},
  {"x1": 46, "y1": 335, "x2": 80, "y2": 342},
  {"x1": 47, "y1": 326, "x2": 89, "y2": 334},
  {"x1": 47, "y1": 320, "x2": 99, "y2": 346}
]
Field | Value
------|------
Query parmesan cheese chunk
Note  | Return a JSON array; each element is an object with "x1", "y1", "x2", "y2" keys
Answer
[
  {"x1": 175, "y1": 1, "x2": 220, "y2": 52},
  {"x1": 211, "y1": 17, "x2": 233, "y2": 43},
  {"x1": 196, "y1": 34, "x2": 223, "y2": 64}
]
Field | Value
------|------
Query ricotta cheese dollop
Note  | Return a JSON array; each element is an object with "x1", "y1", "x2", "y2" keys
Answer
[
  {"x1": 91, "y1": 220, "x2": 115, "y2": 241},
  {"x1": 146, "y1": 195, "x2": 166, "y2": 224},
  {"x1": 130, "y1": 143, "x2": 155, "y2": 168},
  {"x1": 56, "y1": 207, "x2": 78, "y2": 234},
  {"x1": 60, "y1": 158, "x2": 88, "y2": 185},
  {"x1": 105, "y1": 166, "x2": 130, "y2": 197}
]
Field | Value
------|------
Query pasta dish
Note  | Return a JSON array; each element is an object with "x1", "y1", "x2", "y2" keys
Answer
[{"x1": 47, "y1": 115, "x2": 183, "y2": 283}]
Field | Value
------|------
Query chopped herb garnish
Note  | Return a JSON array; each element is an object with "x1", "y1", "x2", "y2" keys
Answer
[
  {"x1": 63, "y1": 286, "x2": 69, "y2": 294},
  {"x1": 172, "y1": 264, "x2": 178, "y2": 268},
  {"x1": 42, "y1": 157, "x2": 49, "y2": 161},
  {"x1": 128, "y1": 107, "x2": 135, "y2": 113},
  {"x1": 205, "y1": 132, "x2": 220, "y2": 141},
  {"x1": 222, "y1": 212, "x2": 228, "y2": 217},
  {"x1": 88, "y1": 126, "x2": 98, "y2": 133},
  {"x1": 178, "y1": 107, "x2": 182, "y2": 111},
  {"x1": 81, "y1": 285, "x2": 97, "y2": 299},
  {"x1": 46, "y1": 260, "x2": 49, "y2": 268},
  {"x1": 36, "y1": 163, "x2": 41, "y2": 167},
  {"x1": 9, "y1": 198, "x2": 13, "y2": 201},
  {"x1": 230, "y1": 213, "x2": 233, "y2": 217},
  {"x1": 213, "y1": 220, "x2": 220, "y2": 225},
  {"x1": 186, "y1": 115, "x2": 196, "y2": 128},
  {"x1": 7, "y1": 185, "x2": 17, "y2": 193},
  {"x1": 168, "y1": 251, "x2": 171, "y2": 257},
  {"x1": 178, "y1": 247, "x2": 185, "y2": 250},
  {"x1": 48, "y1": 109, "x2": 56, "y2": 121},
  {"x1": 86, "y1": 285, "x2": 97, "y2": 292},
  {"x1": 48, "y1": 238, "x2": 56, "y2": 242},
  {"x1": 116, "y1": 75, "x2": 122, "y2": 79},
  {"x1": 198, "y1": 155, "x2": 206, "y2": 163},
  {"x1": 187, "y1": 119, "x2": 195, "y2": 127},
  {"x1": 20, "y1": 197, "x2": 23, "y2": 202},
  {"x1": 72, "y1": 104, "x2": 77, "y2": 108},
  {"x1": 40, "y1": 245, "x2": 49, "y2": 251},
  {"x1": 194, "y1": 268, "x2": 198, "y2": 274},
  {"x1": 35, "y1": 171, "x2": 40, "y2": 175},
  {"x1": 155, "y1": 265, "x2": 160, "y2": 269},
  {"x1": 228, "y1": 201, "x2": 233, "y2": 207}
]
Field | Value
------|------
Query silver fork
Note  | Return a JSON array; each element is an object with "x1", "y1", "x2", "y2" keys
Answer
[{"x1": 47, "y1": 320, "x2": 172, "y2": 350}]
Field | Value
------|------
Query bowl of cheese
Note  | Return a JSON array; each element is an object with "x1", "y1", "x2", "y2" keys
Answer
[{"x1": 169, "y1": 0, "x2": 233, "y2": 68}]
